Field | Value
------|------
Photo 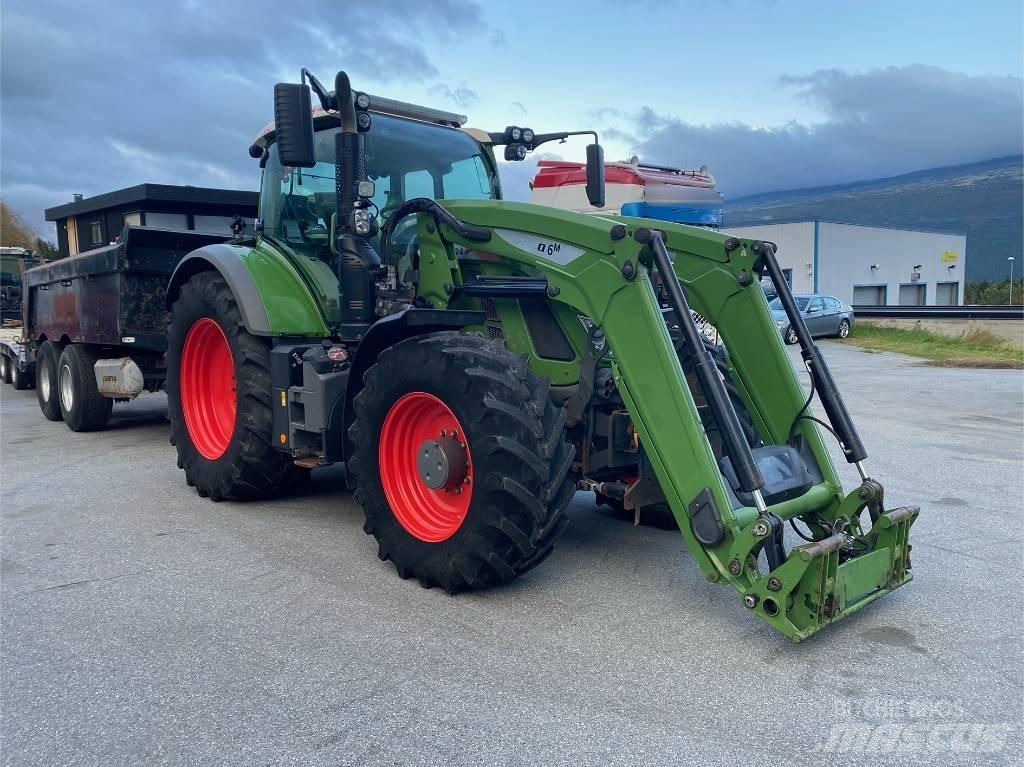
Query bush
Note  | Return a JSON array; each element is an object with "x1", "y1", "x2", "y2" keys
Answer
[{"x1": 964, "y1": 279, "x2": 1023, "y2": 305}]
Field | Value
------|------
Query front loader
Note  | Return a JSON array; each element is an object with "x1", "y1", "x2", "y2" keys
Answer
[{"x1": 164, "y1": 69, "x2": 917, "y2": 641}]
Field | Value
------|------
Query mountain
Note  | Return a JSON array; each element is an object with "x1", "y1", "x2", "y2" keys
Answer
[{"x1": 724, "y1": 156, "x2": 1023, "y2": 282}]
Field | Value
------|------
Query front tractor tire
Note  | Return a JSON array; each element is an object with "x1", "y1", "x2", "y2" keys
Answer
[
  {"x1": 167, "y1": 271, "x2": 307, "y2": 501},
  {"x1": 350, "y1": 332, "x2": 575, "y2": 593}
]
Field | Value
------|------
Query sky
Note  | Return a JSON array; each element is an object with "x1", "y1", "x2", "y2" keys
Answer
[{"x1": 2, "y1": 0, "x2": 1022, "y2": 239}]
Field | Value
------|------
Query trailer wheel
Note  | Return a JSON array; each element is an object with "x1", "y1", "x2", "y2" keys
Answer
[
  {"x1": 11, "y1": 357, "x2": 32, "y2": 391},
  {"x1": 0, "y1": 354, "x2": 10, "y2": 384},
  {"x1": 166, "y1": 271, "x2": 307, "y2": 501},
  {"x1": 57, "y1": 345, "x2": 111, "y2": 430},
  {"x1": 350, "y1": 332, "x2": 575, "y2": 592},
  {"x1": 36, "y1": 341, "x2": 63, "y2": 421}
]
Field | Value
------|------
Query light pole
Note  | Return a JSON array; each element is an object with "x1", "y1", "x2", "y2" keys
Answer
[{"x1": 1010, "y1": 257, "x2": 1015, "y2": 305}]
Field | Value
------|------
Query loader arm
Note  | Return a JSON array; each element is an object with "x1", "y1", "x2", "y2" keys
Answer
[{"x1": 409, "y1": 199, "x2": 917, "y2": 641}]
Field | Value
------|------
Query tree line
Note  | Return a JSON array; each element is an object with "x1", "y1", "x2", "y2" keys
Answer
[{"x1": 1, "y1": 200, "x2": 59, "y2": 260}]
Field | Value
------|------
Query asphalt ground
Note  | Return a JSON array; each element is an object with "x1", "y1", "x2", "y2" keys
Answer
[{"x1": 1, "y1": 341, "x2": 1022, "y2": 766}]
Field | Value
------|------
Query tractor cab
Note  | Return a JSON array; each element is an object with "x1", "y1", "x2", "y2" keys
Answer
[{"x1": 251, "y1": 102, "x2": 501, "y2": 328}]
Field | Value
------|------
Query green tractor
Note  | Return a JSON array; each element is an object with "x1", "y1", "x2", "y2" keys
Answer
[{"x1": 164, "y1": 70, "x2": 917, "y2": 641}]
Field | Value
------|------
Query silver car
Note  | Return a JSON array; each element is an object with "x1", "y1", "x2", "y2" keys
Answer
[{"x1": 769, "y1": 294, "x2": 854, "y2": 345}]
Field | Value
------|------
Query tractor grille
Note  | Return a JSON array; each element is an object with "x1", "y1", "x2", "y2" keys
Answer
[
  {"x1": 486, "y1": 325, "x2": 505, "y2": 341},
  {"x1": 480, "y1": 297, "x2": 499, "y2": 321}
]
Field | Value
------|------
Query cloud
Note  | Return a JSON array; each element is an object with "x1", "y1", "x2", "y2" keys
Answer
[
  {"x1": 429, "y1": 82, "x2": 480, "y2": 109},
  {"x1": 605, "y1": 65, "x2": 1023, "y2": 199},
  {"x1": 0, "y1": 0, "x2": 487, "y2": 237}
]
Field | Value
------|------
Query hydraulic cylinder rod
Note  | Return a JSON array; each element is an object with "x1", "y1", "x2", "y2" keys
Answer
[
  {"x1": 752, "y1": 240, "x2": 867, "y2": 464},
  {"x1": 643, "y1": 230, "x2": 765, "y2": 496}
]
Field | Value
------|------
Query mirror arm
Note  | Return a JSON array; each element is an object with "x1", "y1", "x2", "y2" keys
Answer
[
  {"x1": 488, "y1": 129, "x2": 599, "y2": 150},
  {"x1": 301, "y1": 68, "x2": 335, "y2": 111}
]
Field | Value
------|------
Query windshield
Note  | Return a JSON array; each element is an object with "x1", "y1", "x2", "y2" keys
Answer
[
  {"x1": 258, "y1": 114, "x2": 498, "y2": 325},
  {"x1": 260, "y1": 114, "x2": 497, "y2": 249},
  {"x1": 769, "y1": 296, "x2": 811, "y2": 311}
]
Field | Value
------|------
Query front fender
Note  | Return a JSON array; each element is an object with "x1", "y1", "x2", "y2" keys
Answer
[{"x1": 166, "y1": 242, "x2": 329, "y2": 337}]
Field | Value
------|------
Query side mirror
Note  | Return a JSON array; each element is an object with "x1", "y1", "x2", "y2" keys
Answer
[
  {"x1": 585, "y1": 143, "x2": 606, "y2": 208},
  {"x1": 273, "y1": 83, "x2": 316, "y2": 167},
  {"x1": 807, "y1": 305, "x2": 820, "y2": 313}
]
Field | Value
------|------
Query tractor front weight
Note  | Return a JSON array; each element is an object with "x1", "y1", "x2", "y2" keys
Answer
[{"x1": 411, "y1": 200, "x2": 919, "y2": 641}]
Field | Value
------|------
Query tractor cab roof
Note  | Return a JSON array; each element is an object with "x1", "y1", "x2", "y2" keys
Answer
[{"x1": 250, "y1": 94, "x2": 469, "y2": 157}]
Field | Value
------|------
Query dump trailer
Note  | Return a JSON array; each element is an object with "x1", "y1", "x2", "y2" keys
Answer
[
  {"x1": 14, "y1": 226, "x2": 233, "y2": 429},
  {"x1": 140, "y1": 68, "x2": 918, "y2": 641}
]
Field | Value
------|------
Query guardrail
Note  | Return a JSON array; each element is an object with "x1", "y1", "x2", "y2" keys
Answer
[{"x1": 852, "y1": 305, "x2": 1023, "y2": 320}]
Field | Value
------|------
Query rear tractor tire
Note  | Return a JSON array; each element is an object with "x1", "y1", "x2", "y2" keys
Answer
[
  {"x1": 350, "y1": 332, "x2": 576, "y2": 593},
  {"x1": 36, "y1": 341, "x2": 63, "y2": 421},
  {"x1": 57, "y1": 344, "x2": 111, "y2": 430},
  {"x1": 166, "y1": 271, "x2": 308, "y2": 501}
]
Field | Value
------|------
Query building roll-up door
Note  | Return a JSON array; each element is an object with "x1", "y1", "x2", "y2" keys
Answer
[
  {"x1": 898, "y1": 284, "x2": 926, "y2": 306},
  {"x1": 853, "y1": 285, "x2": 886, "y2": 305},
  {"x1": 935, "y1": 282, "x2": 958, "y2": 305}
]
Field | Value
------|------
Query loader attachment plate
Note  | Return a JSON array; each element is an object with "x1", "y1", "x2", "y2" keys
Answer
[{"x1": 745, "y1": 505, "x2": 919, "y2": 641}]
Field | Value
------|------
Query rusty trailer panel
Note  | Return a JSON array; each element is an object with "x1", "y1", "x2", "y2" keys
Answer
[{"x1": 25, "y1": 226, "x2": 230, "y2": 353}]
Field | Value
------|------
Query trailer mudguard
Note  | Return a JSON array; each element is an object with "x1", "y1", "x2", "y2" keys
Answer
[{"x1": 166, "y1": 242, "x2": 329, "y2": 337}]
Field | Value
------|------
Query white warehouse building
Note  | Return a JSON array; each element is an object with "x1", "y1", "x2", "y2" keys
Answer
[{"x1": 723, "y1": 220, "x2": 967, "y2": 306}]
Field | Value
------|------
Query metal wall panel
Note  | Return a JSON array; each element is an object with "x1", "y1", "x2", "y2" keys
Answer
[
  {"x1": 818, "y1": 223, "x2": 965, "y2": 306},
  {"x1": 722, "y1": 222, "x2": 816, "y2": 293}
]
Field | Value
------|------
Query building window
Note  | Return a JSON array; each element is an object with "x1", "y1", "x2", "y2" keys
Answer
[{"x1": 89, "y1": 220, "x2": 103, "y2": 244}]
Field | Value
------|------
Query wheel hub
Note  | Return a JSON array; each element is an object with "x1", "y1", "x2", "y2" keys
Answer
[
  {"x1": 59, "y1": 363, "x2": 74, "y2": 412},
  {"x1": 378, "y1": 392, "x2": 474, "y2": 543},
  {"x1": 40, "y1": 361, "x2": 51, "y2": 401},
  {"x1": 180, "y1": 317, "x2": 236, "y2": 461},
  {"x1": 416, "y1": 434, "x2": 469, "y2": 490}
]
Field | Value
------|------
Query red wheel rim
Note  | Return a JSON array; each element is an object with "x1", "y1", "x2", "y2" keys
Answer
[
  {"x1": 379, "y1": 392, "x2": 473, "y2": 542},
  {"x1": 180, "y1": 318, "x2": 236, "y2": 460}
]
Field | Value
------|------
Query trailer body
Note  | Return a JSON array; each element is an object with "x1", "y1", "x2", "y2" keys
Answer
[{"x1": 24, "y1": 226, "x2": 230, "y2": 390}]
